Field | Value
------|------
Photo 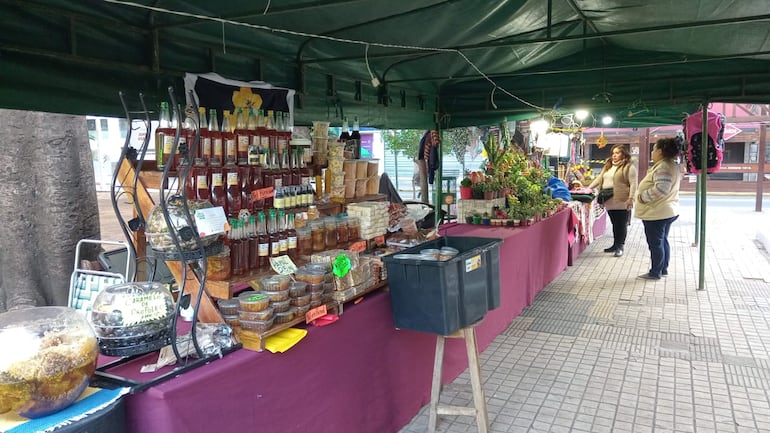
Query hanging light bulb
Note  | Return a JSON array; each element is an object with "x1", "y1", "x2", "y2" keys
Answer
[
  {"x1": 530, "y1": 118, "x2": 550, "y2": 135},
  {"x1": 575, "y1": 109, "x2": 589, "y2": 121},
  {"x1": 601, "y1": 115, "x2": 613, "y2": 125}
]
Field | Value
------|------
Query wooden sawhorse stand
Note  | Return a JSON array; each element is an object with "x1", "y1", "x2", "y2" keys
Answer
[{"x1": 428, "y1": 325, "x2": 488, "y2": 433}]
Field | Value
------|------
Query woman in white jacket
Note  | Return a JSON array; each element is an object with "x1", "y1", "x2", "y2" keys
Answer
[
  {"x1": 589, "y1": 145, "x2": 638, "y2": 257},
  {"x1": 635, "y1": 137, "x2": 682, "y2": 280}
]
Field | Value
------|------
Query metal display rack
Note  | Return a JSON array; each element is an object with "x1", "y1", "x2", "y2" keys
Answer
[{"x1": 92, "y1": 89, "x2": 239, "y2": 393}]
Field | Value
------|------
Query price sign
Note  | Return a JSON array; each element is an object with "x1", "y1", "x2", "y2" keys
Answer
[
  {"x1": 348, "y1": 240, "x2": 366, "y2": 253},
  {"x1": 251, "y1": 186, "x2": 275, "y2": 201},
  {"x1": 194, "y1": 206, "x2": 228, "y2": 236},
  {"x1": 332, "y1": 254, "x2": 351, "y2": 278},
  {"x1": 306, "y1": 305, "x2": 327, "y2": 323},
  {"x1": 270, "y1": 256, "x2": 298, "y2": 275}
]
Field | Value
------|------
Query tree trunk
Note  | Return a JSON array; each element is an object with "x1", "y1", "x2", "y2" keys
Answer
[
  {"x1": 418, "y1": 159, "x2": 430, "y2": 204},
  {"x1": 0, "y1": 109, "x2": 101, "y2": 312}
]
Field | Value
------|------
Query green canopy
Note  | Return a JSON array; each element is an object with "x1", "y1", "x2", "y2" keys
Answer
[{"x1": 2, "y1": 0, "x2": 770, "y2": 128}]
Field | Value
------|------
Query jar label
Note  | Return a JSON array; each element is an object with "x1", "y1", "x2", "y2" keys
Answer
[
  {"x1": 227, "y1": 172, "x2": 238, "y2": 186},
  {"x1": 213, "y1": 138, "x2": 223, "y2": 156},
  {"x1": 201, "y1": 137, "x2": 212, "y2": 157},
  {"x1": 279, "y1": 239, "x2": 288, "y2": 252},
  {"x1": 212, "y1": 173, "x2": 224, "y2": 186},
  {"x1": 288, "y1": 236, "x2": 297, "y2": 249},
  {"x1": 197, "y1": 175, "x2": 209, "y2": 189},
  {"x1": 258, "y1": 243, "x2": 269, "y2": 256}
]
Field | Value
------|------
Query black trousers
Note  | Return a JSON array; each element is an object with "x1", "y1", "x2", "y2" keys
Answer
[{"x1": 607, "y1": 209, "x2": 631, "y2": 248}]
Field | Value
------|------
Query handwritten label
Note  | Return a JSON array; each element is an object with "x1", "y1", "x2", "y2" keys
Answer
[
  {"x1": 306, "y1": 305, "x2": 327, "y2": 323},
  {"x1": 270, "y1": 255, "x2": 298, "y2": 275},
  {"x1": 251, "y1": 186, "x2": 275, "y2": 201},
  {"x1": 465, "y1": 255, "x2": 481, "y2": 273},
  {"x1": 118, "y1": 292, "x2": 169, "y2": 326},
  {"x1": 348, "y1": 240, "x2": 366, "y2": 253},
  {"x1": 194, "y1": 206, "x2": 228, "y2": 236},
  {"x1": 374, "y1": 235, "x2": 385, "y2": 245}
]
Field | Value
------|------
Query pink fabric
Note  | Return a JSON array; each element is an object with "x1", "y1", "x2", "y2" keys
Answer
[{"x1": 116, "y1": 209, "x2": 573, "y2": 433}]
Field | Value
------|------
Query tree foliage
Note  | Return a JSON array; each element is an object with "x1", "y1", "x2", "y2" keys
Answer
[
  {"x1": 382, "y1": 129, "x2": 453, "y2": 158},
  {"x1": 381, "y1": 130, "x2": 423, "y2": 159}
]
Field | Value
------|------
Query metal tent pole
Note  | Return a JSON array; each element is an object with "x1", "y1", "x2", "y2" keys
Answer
[{"x1": 697, "y1": 105, "x2": 708, "y2": 291}]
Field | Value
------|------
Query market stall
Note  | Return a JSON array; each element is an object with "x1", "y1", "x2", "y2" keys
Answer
[{"x1": 108, "y1": 203, "x2": 574, "y2": 433}]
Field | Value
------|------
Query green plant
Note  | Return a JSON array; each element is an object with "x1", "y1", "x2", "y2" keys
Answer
[{"x1": 460, "y1": 177, "x2": 472, "y2": 187}]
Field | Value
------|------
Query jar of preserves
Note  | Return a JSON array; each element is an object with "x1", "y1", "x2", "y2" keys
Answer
[
  {"x1": 297, "y1": 226, "x2": 312, "y2": 257},
  {"x1": 324, "y1": 217, "x2": 337, "y2": 249},
  {"x1": 347, "y1": 216, "x2": 360, "y2": 241},
  {"x1": 307, "y1": 205, "x2": 319, "y2": 220},
  {"x1": 206, "y1": 247, "x2": 232, "y2": 281},
  {"x1": 335, "y1": 216, "x2": 349, "y2": 243},
  {"x1": 310, "y1": 219, "x2": 325, "y2": 252}
]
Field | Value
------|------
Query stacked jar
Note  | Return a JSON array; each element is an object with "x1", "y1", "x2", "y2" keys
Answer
[{"x1": 328, "y1": 142, "x2": 346, "y2": 201}]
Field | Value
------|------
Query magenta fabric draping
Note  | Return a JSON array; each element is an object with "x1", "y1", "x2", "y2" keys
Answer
[{"x1": 116, "y1": 208, "x2": 573, "y2": 433}]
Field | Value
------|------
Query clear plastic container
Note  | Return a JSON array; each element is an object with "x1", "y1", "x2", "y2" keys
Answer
[
  {"x1": 238, "y1": 307, "x2": 274, "y2": 322},
  {"x1": 217, "y1": 298, "x2": 240, "y2": 316},
  {"x1": 297, "y1": 226, "x2": 312, "y2": 257},
  {"x1": 262, "y1": 289, "x2": 290, "y2": 302},
  {"x1": 289, "y1": 281, "x2": 308, "y2": 297},
  {"x1": 310, "y1": 220, "x2": 325, "y2": 252},
  {"x1": 336, "y1": 217, "x2": 349, "y2": 243},
  {"x1": 324, "y1": 217, "x2": 338, "y2": 248},
  {"x1": 207, "y1": 247, "x2": 232, "y2": 281},
  {"x1": 274, "y1": 308, "x2": 296, "y2": 324},
  {"x1": 347, "y1": 217, "x2": 360, "y2": 240},
  {"x1": 89, "y1": 282, "x2": 175, "y2": 357},
  {"x1": 291, "y1": 294, "x2": 312, "y2": 307},
  {"x1": 240, "y1": 317, "x2": 275, "y2": 333},
  {"x1": 238, "y1": 292, "x2": 270, "y2": 312},
  {"x1": 295, "y1": 265, "x2": 326, "y2": 284},
  {"x1": 0, "y1": 307, "x2": 98, "y2": 418},
  {"x1": 270, "y1": 299, "x2": 291, "y2": 313}
]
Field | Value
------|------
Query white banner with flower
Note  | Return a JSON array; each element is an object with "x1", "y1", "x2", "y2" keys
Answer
[{"x1": 183, "y1": 72, "x2": 295, "y2": 125}]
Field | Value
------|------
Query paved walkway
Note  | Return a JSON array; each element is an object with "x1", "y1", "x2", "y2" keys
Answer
[{"x1": 400, "y1": 202, "x2": 770, "y2": 433}]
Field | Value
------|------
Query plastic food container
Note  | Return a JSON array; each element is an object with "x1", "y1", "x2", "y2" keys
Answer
[
  {"x1": 274, "y1": 308, "x2": 296, "y2": 324},
  {"x1": 238, "y1": 307, "x2": 274, "y2": 322},
  {"x1": 262, "y1": 289, "x2": 290, "y2": 302},
  {"x1": 291, "y1": 294, "x2": 312, "y2": 307},
  {"x1": 222, "y1": 314, "x2": 240, "y2": 328},
  {"x1": 439, "y1": 246, "x2": 460, "y2": 261},
  {"x1": 89, "y1": 282, "x2": 175, "y2": 357},
  {"x1": 420, "y1": 248, "x2": 440, "y2": 259},
  {"x1": 307, "y1": 282, "x2": 324, "y2": 293},
  {"x1": 296, "y1": 305, "x2": 311, "y2": 317},
  {"x1": 289, "y1": 281, "x2": 308, "y2": 297},
  {"x1": 240, "y1": 317, "x2": 275, "y2": 333},
  {"x1": 270, "y1": 299, "x2": 291, "y2": 313},
  {"x1": 310, "y1": 299, "x2": 323, "y2": 309},
  {"x1": 310, "y1": 291, "x2": 324, "y2": 302},
  {"x1": 238, "y1": 292, "x2": 270, "y2": 312},
  {"x1": 0, "y1": 306, "x2": 98, "y2": 418},
  {"x1": 217, "y1": 298, "x2": 240, "y2": 316},
  {"x1": 295, "y1": 265, "x2": 325, "y2": 284},
  {"x1": 261, "y1": 275, "x2": 290, "y2": 291}
]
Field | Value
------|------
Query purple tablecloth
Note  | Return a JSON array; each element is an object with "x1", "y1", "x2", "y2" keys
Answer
[{"x1": 119, "y1": 208, "x2": 573, "y2": 433}]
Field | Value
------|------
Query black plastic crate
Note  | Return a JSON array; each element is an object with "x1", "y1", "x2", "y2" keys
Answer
[{"x1": 382, "y1": 236, "x2": 502, "y2": 335}]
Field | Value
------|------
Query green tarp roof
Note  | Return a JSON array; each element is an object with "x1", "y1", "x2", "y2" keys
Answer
[{"x1": 2, "y1": 0, "x2": 770, "y2": 129}]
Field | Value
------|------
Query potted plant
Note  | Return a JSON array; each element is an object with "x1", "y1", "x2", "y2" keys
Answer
[
  {"x1": 483, "y1": 181, "x2": 499, "y2": 200},
  {"x1": 459, "y1": 177, "x2": 473, "y2": 199},
  {"x1": 472, "y1": 183, "x2": 485, "y2": 199}
]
